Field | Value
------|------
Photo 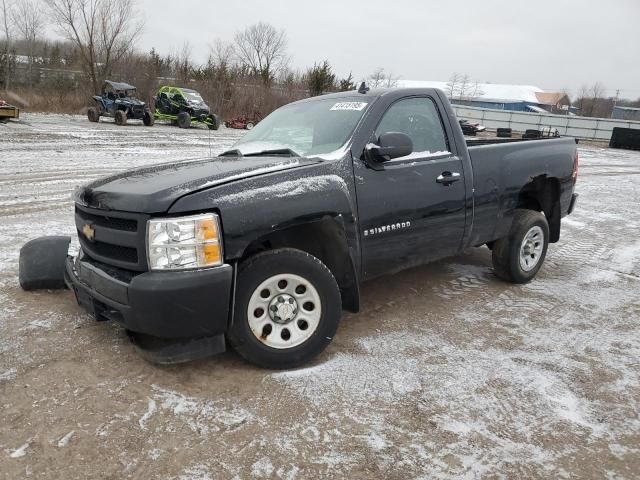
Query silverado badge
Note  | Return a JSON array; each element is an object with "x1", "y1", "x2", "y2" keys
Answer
[
  {"x1": 82, "y1": 223, "x2": 95, "y2": 242},
  {"x1": 364, "y1": 221, "x2": 411, "y2": 237}
]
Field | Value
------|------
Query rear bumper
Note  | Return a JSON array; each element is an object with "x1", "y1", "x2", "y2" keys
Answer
[{"x1": 64, "y1": 254, "x2": 233, "y2": 340}]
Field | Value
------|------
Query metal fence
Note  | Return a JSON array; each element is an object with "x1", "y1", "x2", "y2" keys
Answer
[{"x1": 452, "y1": 105, "x2": 640, "y2": 141}]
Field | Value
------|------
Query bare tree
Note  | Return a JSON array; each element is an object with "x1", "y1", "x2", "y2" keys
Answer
[
  {"x1": 45, "y1": 0, "x2": 143, "y2": 94},
  {"x1": 468, "y1": 81, "x2": 485, "y2": 100},
  {"x1": 234, "y1": 22, "x2": 288, "y2": 85},
  {"x1": 446, "y1": 72, "x2": 460, "y2": 98},
  {"x1": 174, "y1": 41, "x2": 192, "y2": 84},
  {"x1": 384, "y1": 71, "x2": 399, "y2": 88},
  {"x1": 457, "y1": 74, "x2": 471, "y2": 100},
  {"x1": 575, "y1": 84, "x2": 589, "y2": 114},
  {"x1": 587, "y1": 82, "x2": 605, "y2": 116},
  {"x1": 1, "y1": 0, "x2": 13, "y2": 91},
  {"x1": 12, "y1": 0, "x2": 46, "y2": 87},
  {"x1": 210, "y1": 39, "x2": 235, "y2": 69},
  {"x1": 367, "y1": 67, "x2": 386, "y2": 88}
]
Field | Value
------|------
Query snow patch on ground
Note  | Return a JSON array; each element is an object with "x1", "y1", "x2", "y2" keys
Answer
[
  {"x1": 177, "y1": 464, "x2": 214, "y2": 480},
  {"x1": 251, "y1": 456, "x2": 275, "y2": 478},
  {"x1": 8, "y1": 442, "x2": 29, "y2": 458},
  {"x1": 151, "y1": 385, "x2": 252, "y2": 434},
  {"x1": 138, "y1": 398, "x2": 157, "y2": 430},
  {"x1": 56, "y1": 431, "x2": 75, "y2": 448},
  {"x1": 0, "y1": 368, "x2": 17, "y2": 382}
]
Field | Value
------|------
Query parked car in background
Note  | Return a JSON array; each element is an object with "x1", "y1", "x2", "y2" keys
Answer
[
  {"x1": 88, "y1": 80, "x2": 154, "y2": 126},
  {"x1": 459, "y1": 119, "x2": 486, "y2": 136},
  {"x1": 154, "y1": 86, "x2": 220, "y2": 130},
  {"x1": 225, "y1": 113, "x2": 262, "y2": 130},
  {"x1": 0, "y1": 99, "x2": 19, "y2": 122}
]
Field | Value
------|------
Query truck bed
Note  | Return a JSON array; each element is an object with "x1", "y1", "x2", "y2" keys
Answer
[{"x1": 465, "y1": 136, "x2": 577, "y2": 247}]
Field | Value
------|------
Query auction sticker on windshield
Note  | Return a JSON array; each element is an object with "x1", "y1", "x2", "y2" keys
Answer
[{"x1": 330, "y1": 102, "x2": 368, "y2": 111}]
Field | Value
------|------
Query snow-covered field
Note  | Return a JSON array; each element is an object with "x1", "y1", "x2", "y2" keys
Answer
[{"x1": 0, "y1": 114, "x2": 639, "y2": 479}]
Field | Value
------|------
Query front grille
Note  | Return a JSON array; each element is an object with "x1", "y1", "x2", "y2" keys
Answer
[
  {"x1": 90, "y1": 241, "x2": 138, "y2": 263},
  {"x1": 75, "y1": 205, "x2": 149, "y2": 271},
  {"x1": 76, "y1": 209, "x2": 137, "y2": 231}
]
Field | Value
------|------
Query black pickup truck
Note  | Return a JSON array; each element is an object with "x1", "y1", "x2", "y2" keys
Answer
[{"x1": 21, "y1": 87, "x2": 579, "y2": 367}]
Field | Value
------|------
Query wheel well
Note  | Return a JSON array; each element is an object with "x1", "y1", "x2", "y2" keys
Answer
[
  {"x1": 241, "y1": 217, "x2": 360, "y2": 313},
  {"x1": 516, "y1": 176, "x2": 561, "y2": 242}
]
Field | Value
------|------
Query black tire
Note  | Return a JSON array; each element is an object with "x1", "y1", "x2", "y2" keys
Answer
[
  {"x1": 523, "y1": 129, "x2": 542, "y2": 139},
  {"x1": 87, "y1": 107, "x2": 100, "y2": 123},
  {"x1": 177, "y1": 111, "x2": 191, "y2": 129},
  {"x1": 115, "y1": 109, "x2": 127, "y2": 126},
  {"x1": 143, "y1": 110, "x2": 154, "y2": 126},
  {"x1": 492, "y1": 209, "x2": 549, "y2": 284},
  {"x1": 496, "y1": 128, "x2": 512, "y2": 138},
  {"x1": 207, "y1": 113, "x2": 220, "y2": 130},
  {"x1": 228, "y1": 248, "x2": 341, "y2": 369},
  {"x1": 19, "y1": 236, "x2": 71, "y2": 290}
]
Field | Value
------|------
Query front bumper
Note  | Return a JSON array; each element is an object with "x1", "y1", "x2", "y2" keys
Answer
[
  {"x1": 64, "y1": 254, "x2": 233, "y2": 340},
  {"x1": 568, "y1": 193, "x2": 578, "y2": 215}
]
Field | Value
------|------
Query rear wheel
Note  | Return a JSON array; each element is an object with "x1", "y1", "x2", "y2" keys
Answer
[
  {"x1": 143, "y1": 110, "x2": 154, "y2": 126},
  {"x1": 177, "y1": 111, "x2": 191, "y2": 129},
  {"x1": 114, "y1": 109, "x2": 127, "y2": 126},
  {"x1": 245, "y1": 121, "x2": 254, "y2": 130},
  {"x1": 228, "y1": 249, "x2": 341, "y2": 369},
  {"x1": 87, "y1": 107, "x2": 100, "y2": 123},
  {"x1": 492, "y1": 209, "x2": 549, "y2": 284}
]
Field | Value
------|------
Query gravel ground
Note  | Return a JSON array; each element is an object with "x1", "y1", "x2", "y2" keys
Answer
[{"x1": 0, "y1": 114, "x2": 639, "y2": 479}]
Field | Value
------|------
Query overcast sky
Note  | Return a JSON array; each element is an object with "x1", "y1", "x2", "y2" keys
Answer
[{"x1": 137, "y1": 0, "x2": 640, "y2": 99}]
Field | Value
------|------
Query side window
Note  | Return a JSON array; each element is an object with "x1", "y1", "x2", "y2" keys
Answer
[{"x1": 375, "y1": 97, "x2": 449, "y2": 155}]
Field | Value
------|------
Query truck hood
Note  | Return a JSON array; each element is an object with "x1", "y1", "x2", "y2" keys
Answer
[{"x1": 77, "y1": 156, "x2": 320, "y2": 213}]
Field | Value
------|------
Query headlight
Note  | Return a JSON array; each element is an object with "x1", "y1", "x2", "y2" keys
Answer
[{"x1": 147, "y1": 213, "x2": 223, "y2": 270}]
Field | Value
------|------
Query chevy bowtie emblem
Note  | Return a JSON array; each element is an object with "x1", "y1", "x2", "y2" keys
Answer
[{"x1": 82, "y1": 223, "x2": 95, "y2": 242}]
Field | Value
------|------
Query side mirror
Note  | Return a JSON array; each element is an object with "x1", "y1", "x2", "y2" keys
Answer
[{"x1": 368, "y1": 132, "x2": 413, "y2": 162}]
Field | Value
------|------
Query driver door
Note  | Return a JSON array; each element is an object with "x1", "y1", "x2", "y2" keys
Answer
[{"x1": 354, "y1": 96, "x2": 468, "y2": 279}]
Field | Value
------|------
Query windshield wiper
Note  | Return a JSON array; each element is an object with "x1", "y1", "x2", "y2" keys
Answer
[
  {"x1": 219, "y1": 149, "x2": 242, "y2": 157},
  {"x1": 219, "y1": 147, "x2": 302, "y2": 158},
  {"x1": 243, "y1": 148, "x2": 301, "y2": 157}
]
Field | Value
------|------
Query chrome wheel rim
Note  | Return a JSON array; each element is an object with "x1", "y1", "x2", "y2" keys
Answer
[
  {"x1": 519, "y1": 226, "x2": 544, "y2": 271},
  {"x1": 247, "y1": 273, "x2": 321, "y2": 349}
]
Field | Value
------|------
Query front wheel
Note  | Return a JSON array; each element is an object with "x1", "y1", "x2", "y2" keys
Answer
[
  {"x1": 245, "y1": 121, "x2": 254, "y2": 130},
  {"x1": 492, "y1": 209, "x2": 549, "y2": 284},
  {"x1": 207, "y1": 113, "x2": 220, "y2": 130},
  {"x1": 228, "y1": 249, "x2": 341, "y2": 369},
  {"x1": 114, "y1": 109, "x2": 127, "y2": 126}
]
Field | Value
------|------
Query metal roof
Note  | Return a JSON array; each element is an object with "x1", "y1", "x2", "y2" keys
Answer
[
  {"x1": 396, "y1": 80, "x2": 558, "y2": 104},
  {"x1": 103, "y1": 80, "x2": 136, "y2": 91},
  {"x1": 614, "y1": 106, "x2": 640, "y2": 112}
]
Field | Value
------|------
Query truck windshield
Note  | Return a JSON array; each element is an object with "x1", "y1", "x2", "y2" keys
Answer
[{"x1": 232, "y1": 98, "x2": 370, "y2": 157}]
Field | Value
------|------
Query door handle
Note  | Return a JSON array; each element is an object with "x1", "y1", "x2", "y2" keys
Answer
[{"x1": 436, "y1": 171, "x2": 461, "y2": 184}]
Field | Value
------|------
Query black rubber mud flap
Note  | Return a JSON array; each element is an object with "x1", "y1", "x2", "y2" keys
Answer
[
  {"x1": 19, "y1": 236, "x2": 71, "y2": 291},
  {"x1": 127, "y1": 331, "x2": 226, "y2": 365}
]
